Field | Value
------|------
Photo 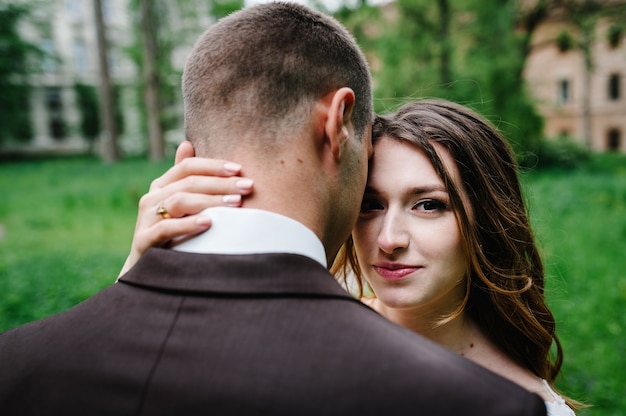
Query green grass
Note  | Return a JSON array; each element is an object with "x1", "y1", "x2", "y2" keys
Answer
[
  {"x1": 0, "y1": 156, "x2": 170, "y2": 328},
  {"x1": 1, "y1": 154, "x2": 625, "y2": 414},
  {"x1": 522, "y1": 153, "x2": 626, "y2": 415}
]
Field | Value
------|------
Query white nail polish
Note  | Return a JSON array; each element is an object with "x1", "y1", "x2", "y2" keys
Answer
[
  {"x1": 236, "y1": 179, "x2": 254, "y2": 190},
  {"x1": 223, "y1": 194, "x2": 242, "y2": 205},
  {"x1": 223, "y1": 162, "x2": 242, "y2": 174}
]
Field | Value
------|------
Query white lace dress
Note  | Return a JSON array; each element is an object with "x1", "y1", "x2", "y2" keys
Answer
[{"x1": 543, "y1": 379, "x2": 576, "y2": 416}]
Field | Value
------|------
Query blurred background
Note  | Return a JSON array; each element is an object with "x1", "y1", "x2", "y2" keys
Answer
[{"x1": 1, "y1": 0, "x2": 624, "y2": 414}]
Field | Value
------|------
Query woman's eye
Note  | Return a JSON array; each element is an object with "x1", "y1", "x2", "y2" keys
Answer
[
  {"x1": 360, "y1": 198, "x2": 384, "y2": 212},
  {"x1": 414, "y1": 199, "x2": 448, "y2": 212}
]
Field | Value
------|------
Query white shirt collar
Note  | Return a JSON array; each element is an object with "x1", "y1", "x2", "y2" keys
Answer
[{"x1": 172, "y1": 207, "x2": 327, "y2": 268}]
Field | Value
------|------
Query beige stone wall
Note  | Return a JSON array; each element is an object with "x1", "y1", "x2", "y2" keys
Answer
[{"x1": 525, "y1": 14, "x2": 626, "y2": 152}]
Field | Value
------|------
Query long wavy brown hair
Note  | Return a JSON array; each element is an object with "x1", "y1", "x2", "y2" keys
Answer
[{"x1": 332, "y1": 99, "x2": 582, "y2": 410}]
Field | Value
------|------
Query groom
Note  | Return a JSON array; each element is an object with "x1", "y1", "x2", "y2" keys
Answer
[{"x1": 0, "y1": 3, "x2": 546, "y2": 415}]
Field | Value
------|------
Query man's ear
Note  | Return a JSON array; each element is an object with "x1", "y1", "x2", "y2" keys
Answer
[
  {"x1": 175, "y1": 140, "x2": 196, "y2": 164},
  {"x1": 324, "y1": 87, "x2": 355, "y2": 161}
]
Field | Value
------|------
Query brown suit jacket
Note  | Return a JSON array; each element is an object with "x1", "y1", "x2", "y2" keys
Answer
[{"x1": 0, "y1": 248, "x2": 546, "y2": 415}]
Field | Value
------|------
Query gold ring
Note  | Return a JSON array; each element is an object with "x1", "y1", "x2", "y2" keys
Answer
[{"x1": 155, "y1": 200, "x2": 171, "y2": 219}]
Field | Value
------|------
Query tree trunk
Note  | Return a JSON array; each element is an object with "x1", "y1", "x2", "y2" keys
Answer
[
  {"x1": 94, "y1": 0, "x2": 120, "y2": 162},
  {"x1": 580, "y1": 22, "x2": 593, "y2": 148},
  {"x1": 437, "y1": 0, "x2": 451, "y2": 85},
  {"x1": 515, "y1": 0, "x2": 549, "y2": 83},
  {"x1": 139, "y1": 0, "x2": 165, "y2": 161}
]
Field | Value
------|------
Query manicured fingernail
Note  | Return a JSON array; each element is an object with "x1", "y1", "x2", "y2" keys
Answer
[
  {"x1": 236, "y1": 178, "x2": 254, "y2": 190},
  {"x1": 222, "y1": 194, "x2": 242, "y2": 205},
  {"x1": 195, "y1": 215, "x2": 212, "y2": 226},
  {"x1": 223, "y1": 162, "x2": 242, "y2": 174}
]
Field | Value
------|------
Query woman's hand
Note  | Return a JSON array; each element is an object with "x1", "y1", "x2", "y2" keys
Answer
[{"x1": 118, "y1": 141, "x2": 253, "y2": 278}]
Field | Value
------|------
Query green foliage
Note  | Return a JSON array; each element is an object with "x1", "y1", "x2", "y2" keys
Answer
[
  {"x1": 74, "y1": 83, "x2": 101, "y2": 140},
  {"x1": 586, "y1": 152, "x2": 626, "y2": 174},
  {"x1": 456, "y1": 0, "x2": 544, "y2": 154},
  {"x1": 336, "y1": 0, "x2": 545, "y2": 155},
  {"x1": 113, "y1": 84, "x2": 126, "y2": 136},
  {"x1": 73, "y1": 83, "x2": 125, "y2": 142},
  {"x1": 0, "y1": 3, "x2": 41, "y2": 144},
  {"x1": 521, "y1": 135, "x2": 591, "y2": 170},
  {"x1": 607, "y1": 24, "x2": 623, "y2": 48},
  {"x1": 557, "y1": 31, "x2": 574, "y2": 52},
  {"x1": 370, "y1": 0, "x2": 454, "y2": 105},
  {"x1": 1, "y1": 84, "x2": 33, "y2": 142},
  {"x1": 0, "y1": 4, "x2": 34, "y2": 77},
  {"x1": 211, "y1": 0, "x2": 244, "y2": 19},
  {"x1": 334, "y1": 2, "x2": 381, "y2": 51}
]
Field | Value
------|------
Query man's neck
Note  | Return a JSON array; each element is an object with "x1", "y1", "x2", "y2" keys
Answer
[{"x1": 232, "y1": 150, "x2": 332, "y2": 252}]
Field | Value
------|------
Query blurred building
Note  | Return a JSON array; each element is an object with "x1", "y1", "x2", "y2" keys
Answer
[
  {"x1": 4, "y1": 0, "x2": 213, "y2": 157},
  {"x1": 6, "y1": 0, "x2": 140, "y2": 156},
  {"x1": 524, "y1": 1, "x2": 626, "y2": 152},
  {"x1": 5, "y1": 0, "x2": 625, "y2": 155}
]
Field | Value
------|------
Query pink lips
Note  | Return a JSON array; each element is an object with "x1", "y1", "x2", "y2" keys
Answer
[{"x1": 373, "y1": 263, "x2": 421, "y2": 280}]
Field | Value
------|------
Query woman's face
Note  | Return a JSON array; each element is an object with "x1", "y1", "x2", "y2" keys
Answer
[{"x1": 353, "y1": 137, "x2": 467, "y2": 313}]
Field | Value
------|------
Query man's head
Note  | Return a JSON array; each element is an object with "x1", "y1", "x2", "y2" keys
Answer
[
  {"x1": 182, "y1": 2, "x2": 372, "y2": 157},
  {"x1": 182, "y1": 2, "x2": 373, "y2": 262}
]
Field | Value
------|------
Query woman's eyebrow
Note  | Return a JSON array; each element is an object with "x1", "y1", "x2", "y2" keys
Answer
[
  {"x1": 363, "y1": 184, "x2": 447, "y2": 195},
  {"x1": 408, "y1": 185, "x2": 447, "y2": 194}
]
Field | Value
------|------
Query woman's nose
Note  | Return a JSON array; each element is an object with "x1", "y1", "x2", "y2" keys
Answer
[{"x1": 377, "y1": 212, "x2": 409, "y2": 254}]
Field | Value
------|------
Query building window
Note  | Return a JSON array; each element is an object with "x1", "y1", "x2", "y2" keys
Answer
[
  {"x1": 608, "y1": 25, "x2": 622, "y2": 49},
  {"x1": 45, "y1": 87, "x2": 66, "y2": 140},
  {"x1": 556, "y1": 31, "x2": 574, "y2": 53},
  {"x1": 607, "y1": 129, "x2": 621, "y2": 151},
  {"x1": 102, "y1": 0, "x2": 113, "y2": 23},
  {"x1": 66, "y1": 0, "x2": 83, "y2": 22},
  {"x1": 107, "y1": 47, "x2": 117, "y2": 73},
  {"x1": 73, "y1": 39, "x2": 89, "y2": 74},
  {"x1": 608, "y1": 74, "x2": 620, "y2": 101},
  {"x1": 40, "y1": 39, "x2": 57, "y2": 73},
  {"x1": 558, "y1": 79, "x2": 570, "y2": 104}
]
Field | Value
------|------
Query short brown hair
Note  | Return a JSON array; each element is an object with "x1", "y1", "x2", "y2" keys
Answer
[{"x1": 182, "y1": 2, "x2": 372, "y2": 157}]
